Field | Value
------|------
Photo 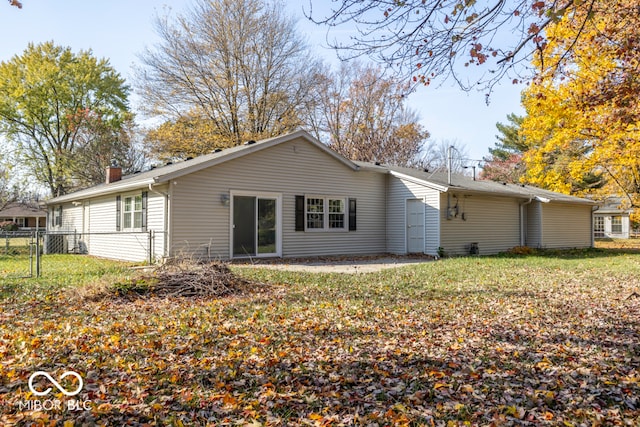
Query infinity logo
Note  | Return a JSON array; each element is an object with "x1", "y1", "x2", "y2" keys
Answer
[{"x1": 28, "y1": 371, "x2": 84, "y2": 397}]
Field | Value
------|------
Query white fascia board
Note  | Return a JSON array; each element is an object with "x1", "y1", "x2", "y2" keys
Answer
[
  {"x1": 389, "y1": 170, "x2": 449, "y2": 193},
  {"x1": 45, "y1": 178, "x2": 156, "y2": 205},
  {"x1": 155, "y1": 130, "x2": 358, "y2": 184}
]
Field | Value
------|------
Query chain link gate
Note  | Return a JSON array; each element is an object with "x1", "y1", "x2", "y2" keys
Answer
[{"x1": 1, "y1": 230, "x2": 41, "y2": 278}]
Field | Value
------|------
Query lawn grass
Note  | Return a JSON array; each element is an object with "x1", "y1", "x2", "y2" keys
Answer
[
  {"x1": 0, "y1": 254, "x2": 137, "y2": 300},
  {"x1": 1, "y1": 249, "x2": 639, "y2": 426}
]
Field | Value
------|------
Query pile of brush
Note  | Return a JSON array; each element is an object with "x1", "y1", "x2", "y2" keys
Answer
[{"x1": 113, "y1": 260, "x2": 260, "y2": 298}]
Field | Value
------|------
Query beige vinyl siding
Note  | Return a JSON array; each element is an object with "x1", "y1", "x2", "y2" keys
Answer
[
  {"x1": 66, "y1": 190, "x2": 168, "y2": 262},
  {"x1": 170, "y1": 137, "x2": 387, "y2": 259},
  {"x1": 386, "y1": 175, "x2": 440, "y2": 255},
  {"x1": 147, "y1": 186, "x2": 168, "y2": 260},
  {"x1": 48, "y1": 203, "x2": 82, "y2": 232},
  {"x1": 542, "y1": 203, "x2": 592, "y2": 248},
  {"x1": 48, "y1": 203, "x2": 84, "y2": 253},
  {"x1": 86, "y1": 195, "x2": 146, "y2": 262},
  {"x1": 62, "y1": 204, "x2": 83, "y2": 231},
  {"x1": 439, "y1": 192, "x2": 521, "y2": 256}
]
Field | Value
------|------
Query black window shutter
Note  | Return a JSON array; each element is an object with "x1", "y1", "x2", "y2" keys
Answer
[
  {"x1": 116, "y1": 196, "x2": 121, "y2": 231},
  {"x1": 141, "y1": 191, "x2": 148, "y2": 231},
  {"x1": 348, "y1": 198, "x2": 357, "y2": 231},
  {"x1": 295, "y1": 195, "x2": 305, "y2": 231}
]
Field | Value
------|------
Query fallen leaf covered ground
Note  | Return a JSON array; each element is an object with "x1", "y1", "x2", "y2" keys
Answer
[{"x1": 1, "y1": 247, "x2": 639, "y2": 426}]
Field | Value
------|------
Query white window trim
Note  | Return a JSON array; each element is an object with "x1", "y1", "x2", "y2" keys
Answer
[
  {"x1": 594, "y1": 216, "x2": 605, "y2": 237},
  {"x1": 611, "y1": 215, "x2": 623, "y2": 234},
  {"x1": 122, "y1": 193, "x2": 143, "y2": 231},
  {"x1": 304, "y1": 196, "x2": 348, "y2": 232},
  {"x1": 53, "y1": 206, "x2": 63, "y2": 227}
]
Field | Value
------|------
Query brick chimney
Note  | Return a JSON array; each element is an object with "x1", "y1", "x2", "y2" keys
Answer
[{"x1": 106, "y1": 160, "x2": 122, "y2": 184}]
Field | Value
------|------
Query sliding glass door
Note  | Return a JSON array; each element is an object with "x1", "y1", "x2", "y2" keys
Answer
[{"x1": 232, "y1": 194, "x2": 279, "y2": 257}]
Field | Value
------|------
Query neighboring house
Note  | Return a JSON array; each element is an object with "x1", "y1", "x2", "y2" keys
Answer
[
  {"x1": 593, "y1": 197, "x2": 633, "y2": 239},
  {"x1": 44, "y1": 130, "x2": 597, "y2": 262},
  {"x1": 0, "y1": 201, "x2": 46, "y2": 230}
]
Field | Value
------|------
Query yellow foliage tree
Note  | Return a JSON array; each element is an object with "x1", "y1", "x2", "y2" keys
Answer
[
  {"x1": 520, "y1": 0, "x2": 640, "y2": 220},
  {"x1": 144, "y1": 110, "x2": 234, "y2": 162}
]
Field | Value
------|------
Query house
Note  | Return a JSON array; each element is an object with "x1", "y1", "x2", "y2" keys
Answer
[
  {"x1": 44, "y1": 130, "x2": 597, "y2": 262},
  {"x1": 593, "y1": 197, "x2": 633, "y2": 239},
  {"x1": 0, "y1": 201, "x2": 46, "y2": 230}
]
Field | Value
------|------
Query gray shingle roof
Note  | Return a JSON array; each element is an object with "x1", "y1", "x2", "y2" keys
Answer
[
  {"x1": 0, "y1": 202, "x2": 47, "y2": 217},
  {"x1": 45, "y1": 129, "x2": 595, "y2": 207},
  {"x1": 357, "y1": 162, "x2": 596, "y2": 205},
  {"x1": 46, "y1": 130, "x2": 356, "y2": 204}
]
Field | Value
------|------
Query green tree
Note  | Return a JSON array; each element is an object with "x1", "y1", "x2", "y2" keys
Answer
[
  {"x1": 490, "y1": 114, "x2": 527, "y2": 161},
  {"x1": 0, "y1": 42, "x2": 130, "y2": 196},
  {"x1": 137, "y1": 0, "x2": 321, "y2": 150},
  {"x1": 481, "y1": 114, "x2": 527, "y2": 182}
]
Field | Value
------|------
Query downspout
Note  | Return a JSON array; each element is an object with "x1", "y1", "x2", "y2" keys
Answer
[
  {"x1": 148, "y1": 183, "x2": 170, "y2": 260},
  {"x1": 534, "y1": 197, "x2": 550, "y2": 248},
  {"x1": 519, "y1": 198, "x2": 533, "y2": 246}
]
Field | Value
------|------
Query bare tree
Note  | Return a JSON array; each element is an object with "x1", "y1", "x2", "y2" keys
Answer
[
  {"x1": 306, "y1": 62, "x2": 429, "y2": 166},
  {"x1": 416, "y1": 139, "x2": 470, "y2": 174},
  {"x1": 136, "y1": 0, "x2": 322, "y2": 148},
  {"x1": 72, "y1": 115, "x2": 149, "y2": 187}
]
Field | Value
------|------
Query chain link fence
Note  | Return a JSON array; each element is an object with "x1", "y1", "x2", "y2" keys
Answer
[{"x1": 1, "y1": 230, "x2": 160, "y2": 277}]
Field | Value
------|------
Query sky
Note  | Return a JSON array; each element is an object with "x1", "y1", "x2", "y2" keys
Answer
[{"x1": 0, "y1": 0, "x2": 525, "y2": 165}]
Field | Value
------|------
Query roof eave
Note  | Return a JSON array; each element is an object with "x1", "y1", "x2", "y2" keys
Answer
[
  {"x1": 389, "y1": 170, "x2": 450, "y2": 192},
  {"x1": 154, "y1": 130, "x2": 359, "y2": 184},
  {"x1": 44, "y1": 178, "x2": 157, "y2": 205}
]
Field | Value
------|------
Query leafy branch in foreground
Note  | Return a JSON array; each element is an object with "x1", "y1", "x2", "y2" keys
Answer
[{"x1": 307, "y1": 0, "x2": 611, "y2": 92}]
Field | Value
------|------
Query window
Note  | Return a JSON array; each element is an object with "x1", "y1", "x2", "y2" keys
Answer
[
  {"x1": 296, "y1": 196, "x2": 356, "y2": 232},
  {"x1": 594, "y1": 216, "x2": 604, "y2": 237},
  {"x1": 612, "y1": 216, "x2": 622, "y2": 234},
  {"x1": 302, "y1": 196, "x2": 347, "y2": 231},
  {"x1": 306, "y1": 198, "x2": 325, "y2": 229},
  {"x1": 328, "y1": 199, "x2": 345, "y2": 229},
  {"x1": 53, "y1": 206, "x2": 62, "y2": 227},
  {"x1": 15, "y1": 218, "x2": 25, "y2": 228},
  {"x1": 123, "y1": 195, "x2": 143, "y2": 229},
  {"x1": 117, "y1": 192, "x2": 147, "y2": 232}
]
